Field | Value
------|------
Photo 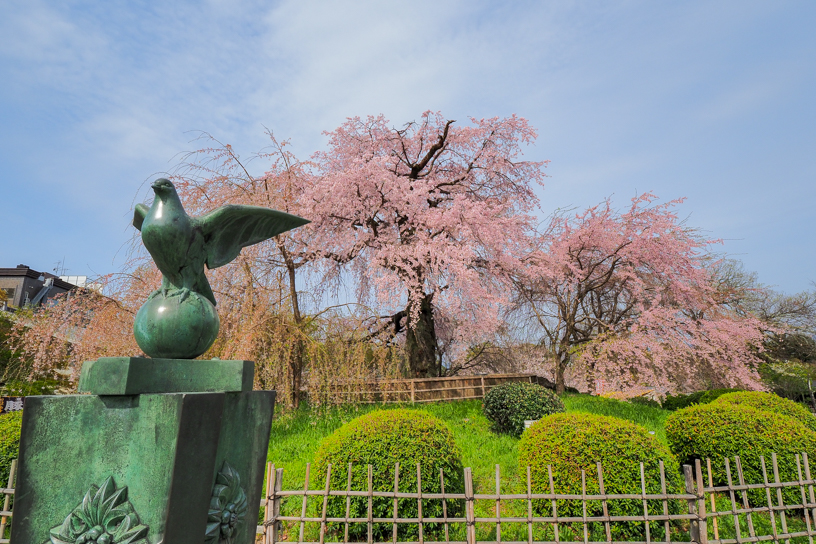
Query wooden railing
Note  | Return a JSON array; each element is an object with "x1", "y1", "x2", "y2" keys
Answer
[
  {"x1": 325, "y1": 374, "x2": 549, "y2": 404},
  {"x1": 259, "y1": 454, "x2": 816, "y2": 544}
]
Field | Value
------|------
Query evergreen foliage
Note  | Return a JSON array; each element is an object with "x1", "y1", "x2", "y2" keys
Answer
[
  {"x1": 713, "y1": 390, "x2": 816, "y2": 431},
  {"x1": 313, "y1": 409, "x2": 464, "y2": 540},
  {"x1": 518, "y1": 413, "x2": 683, "y2": 540},
  {"x1": 666, "y1": 402, "x2": 816, "y2": 504},
  {"x1": 483, "y1": 381, "x2": 565, "y2": 437},
  {"x1": 0, "y1": 411, "x2": 22, "y2": 486},
  {"x1": 661, "y1": 388, "x2": 741, "y2": 411}
]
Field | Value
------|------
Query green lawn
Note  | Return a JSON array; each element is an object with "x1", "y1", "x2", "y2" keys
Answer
[{"x1": 267, "y1": 394, "x2": 671, "y2": 491}]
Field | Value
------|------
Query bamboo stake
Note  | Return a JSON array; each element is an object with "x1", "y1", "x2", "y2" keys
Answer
[
  {"x1": 641, "y1": 463, "x2": 651, "y2": 544},
  {"x1": 465, "y1": 467, "x2": 476, "y2": 544},
  {"x1": 659, "y1": 461, "x2": 670, "y2": 544},
  {"x1": 367, "y1": 465, "x2": 374, "y2": 544},
  {"x1": 805, "y1": 453, "x2": 816, "y2": 529},
  {"x1": 495, "y1": 464, "x2": 501, "y2": 544},
  {"x1": 417, "y1": 464, "x2": 424, "y2": 544},
  {"x1": 299, "y1": 463, "x2": 311, "y2": 544},
  {"x1": 581, "y1": 469, "x2": 588, "y2": 544},
  {"x1": 734, "y1": 457, "x2": 755, "y2": 539},
  {"x1": 440, "y1": 468, "x2": 449, "y2": 544},
  {"x1": 319, "y1": 464, "x2": 332, "y2": 544},
  {"x1": 527, "y1": 466, "x2": 534, "y2": 544},
  {"x1": 548, "y1": 465, "x2": 560, "y2": 544},
  {"x1": 597, "y1": 462, "x2": 612, "y2": 543},
  {"x1": 760, "y1": 456, "x2": 778, "y2": 544},
  {"x1": 392, "y1": 463, "x2": 400, "y2": 544},
  {"x1": 684, "y1": 465, "x2": 700, "y2": 544},
  {"x1": 271, "y1": 469, "x2": 283, "y2": 544},
  {"x1": 0, "y1": 459, "x2": 16, "y2": 542},
  {"x1": 770, "y1": 454, "x2": 790, "y2": 544},
  {"x1": 344, "y1": 463, "x2": 353, "y2": 544},
  {"x1": 264, "y1": 463, "x2": 274, "y2": 544},
  {"x1": 725, "y1": 458, "x2": 742, "y2": 544},
  {"x1": 695, "y1": 459, "x2": 708, "y2": 544},
  {"x1": 707, "y1": 458, "x2": 719, "y2": 541},
  {"x1": 797, "y1": 454, "x2": 814, "y2": 544}
]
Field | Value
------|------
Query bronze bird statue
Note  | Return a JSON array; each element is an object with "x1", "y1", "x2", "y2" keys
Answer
[{"x1": 132, "y1": 178, "x2": 309, "y2": 359}]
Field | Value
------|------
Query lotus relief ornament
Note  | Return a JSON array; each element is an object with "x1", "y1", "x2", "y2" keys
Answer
[
  {"x1": 49, "y1": 476, "x2": 149, "y2": 544},
  {"x1": 205, "y1": 461, "x2": 248, "y2": 544}
]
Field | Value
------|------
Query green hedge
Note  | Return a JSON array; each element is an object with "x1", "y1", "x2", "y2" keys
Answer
[
  {"x1": 0, "y1": 411, "x2": 22, "y2": 486},
  {"x1": 314, "y1": 409, "x2": 464, "y2": 540},
  {"x1": 519, "y1": 413, "x2": 683, "y2": 541},
  {"x1": 483, "y1": 381, "x2": 564, "y2": 437},
  {"x1": 661, "y1": 388, "x2": 741, "y2": 411},
  {"x1": 666, "y1": 403, "x2": 816, "y2": 504},
  {"x1": 713, "y1": 391, "x2": 816, "y2": 432}
]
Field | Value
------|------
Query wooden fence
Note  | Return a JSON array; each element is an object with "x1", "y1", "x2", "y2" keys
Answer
[
  {"x1": 4, "y1": 454, "x2": 816, "y2": 544},
  {"x1": 325, "y1": 374, "x2": 550, "y2": 404}
]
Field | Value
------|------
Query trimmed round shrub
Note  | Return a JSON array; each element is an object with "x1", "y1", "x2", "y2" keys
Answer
[
  {"x1": 483, "y1": 381, "x2": 564, "y2": 437},
  {"x1": 666, "y1": 402, "x2": 816, "y2": 504},
  {"x1": 0, "y1": 411, "x2": 22, "y2": 486},
  {"x1": 713, "y1": 390, "x2": 816, "y2": 432},
  {"x1": 314, "y1": 409, "x2": 464, "y2": 540},
  {"x1": 662, "y1": 388, "x2": 741, "y2": 411},
  {"x1": 519, "y1": 413, "x2": 683, "y2": 541}
]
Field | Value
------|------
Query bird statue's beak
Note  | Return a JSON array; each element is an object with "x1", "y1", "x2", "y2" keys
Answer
[{"x1": 151, "y1": 181, "x2": 162, "y2": 190}]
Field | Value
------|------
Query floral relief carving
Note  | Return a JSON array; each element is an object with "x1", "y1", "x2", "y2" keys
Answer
[
  {"x1": 49, "y1": 476, "x2": 149, "y2": 544},
  {"x1": 205, "y1": 461, "x2": 248, "y2": 544}
]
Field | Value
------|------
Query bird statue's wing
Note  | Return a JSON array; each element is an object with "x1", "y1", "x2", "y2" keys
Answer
[
  {"x1": 133, "y1": 203, "x2": 149, "y2": 231},
  {"x1": 196, "y1": 204, "x2": 310, "y2": 269}
]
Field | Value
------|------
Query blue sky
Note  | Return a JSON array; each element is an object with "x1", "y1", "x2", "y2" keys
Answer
[{"x1": 1, "y1": 1, "x2": 813, "y2": 293}]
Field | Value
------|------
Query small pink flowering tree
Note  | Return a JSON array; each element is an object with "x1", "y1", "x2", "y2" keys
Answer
[
  {"x1": 307, "y1": 111, "x2": 547, "y2": 377},
  {"x1": 514, "y1": 193, "x2": 768, "y2": 394}
]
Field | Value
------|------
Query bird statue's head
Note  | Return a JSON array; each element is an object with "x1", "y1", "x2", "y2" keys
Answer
[{"x1": 151, "y1": 178, "x2": 177, "y2": 199}]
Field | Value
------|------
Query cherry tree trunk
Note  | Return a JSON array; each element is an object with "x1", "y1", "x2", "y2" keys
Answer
[
  {"x1": 405, "y1": 294, "x2": 439, "y2": 378},
  {"x1": 555, "y1": 350, "x2": 569, "y2": 395}
]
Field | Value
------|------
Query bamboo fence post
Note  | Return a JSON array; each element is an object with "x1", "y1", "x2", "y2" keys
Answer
[
  {"x1": 417, "y1": 464, "x2": 424, "y2": 544},
  {"x1": 367, "y1": 465, "x2": 374, "y2": 544},
  {"x1": 597, "y1": 462, "x2": 612, "y2": 543},
  {"x1": 659, "y1": 461, "x2": 670, "y2": 543},
  {"x1": 796, "y1": 454, "x2": 815, "y2": 544},
  {"x1": 695, "y1": 459, "x2": 708, "y2": 544},
  {"x1": 271, "y1": 469, "x2": 283, "y2": 544},
  {"x1": 548, "y1": 465, "x2": 560, "y2": 544},
  {"x1": 526, "y1": 466, "x2": 534, "y2": 544},
  {"x1": 734, "y1": 457, "x2": 755, "y2": 539},
  {"x1": 263, "y1": 463, "x2": 274, "y2": 544},
  {"x1": 805, "y1": 453, "x2": 816, "y2": 526},
  {"x1": 319, "y1": 464, "x2": 332, "y2": 544},
  {"x1": 707, "y1": 458, "x2": 719, "y2": 541},
  {"x1": 344, "y1": 463, "x2": 353, "y2": 544},
  {"x1": 299, "y1": 463, "x2": 311, "y2": 544},
  {"x1": 581, "y1": 469, "x2": 588, "y2": 544},
  {"x1": 0, "y1": 459, "x2": 16, "y2": 543},
  {"x1": 392, "y1": 463, "x2": 400, "y2": 544},
  {"x1": 640, "y1": 463, "x2": 651, "y2": 544},
  {"x1": 495, "y1": 464, "x2": 501, "y2": 544},
  {"x1": 481, "y1": 377, "x2": 486, "y2": 399},
  {"x1": 760, "y1": 456, "x2": 779, "y2": 544},
  {"x1": 684, "y1": 465, "x2": 701, "y2": 544},
  {"x1": 440, "y1": 468, "x2": 450, "y2": 544},
  {"x1": 724, "y1": 458, "x2": 742, "y2": 544},
  {"x1": 411, "y1": 381, "x2": 416, "y2": 404},
  {"x1": 771, "y1": 453, "x2": 790, "y2": 544},
  {"x1": 465, "y1": 467, "x2": 476, "y2": 544}
]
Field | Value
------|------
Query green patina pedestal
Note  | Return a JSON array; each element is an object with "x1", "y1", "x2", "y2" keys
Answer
[{"x1": 11, "y1": 358, "x2": 274, "y2": 544}]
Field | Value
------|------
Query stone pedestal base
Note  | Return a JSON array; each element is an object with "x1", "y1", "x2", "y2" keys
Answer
[{"x1": 11, "y1": 359, "x2": 274, "y2": 544}]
